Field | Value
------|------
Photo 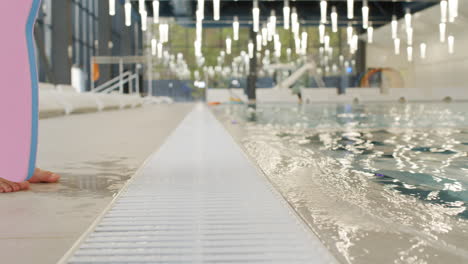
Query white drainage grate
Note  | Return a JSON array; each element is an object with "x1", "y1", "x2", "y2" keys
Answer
[{"x1": 61, "y1": 104, "x2": 337, "y2": 264}]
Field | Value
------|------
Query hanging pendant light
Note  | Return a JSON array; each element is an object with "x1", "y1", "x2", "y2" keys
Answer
[
  {"x1": 153, "y1": 0, "x2": 159, "y2": 23},
  {"x1": 253, "y1": 0, "x2": 260, "y2": 32},
  {"x1": 420, "y1": 43, "x2": 426, "y2": 59},
  {"x1": 347, "y1": 0, "x2": 354, "y2": 19},
  {"x1": 367, "y1": 23, "x2": 373, "y2": 44},
  {"x1": 439, "y1": 22, "x2": 446, "y2": 42},
  {"x1": 350, "y1": 35, "x2": 358, "y2": 54},
  {"x1": 226, "y1": 37, "x2": 232, "y2": 55},
  {"x1": 159, "y1": 23, "x2": 169, "y2": 43},
  {"x1": 233, "y1": 16, "x2": 239, "y2": 41},
  {"x1": 197, "y1": 0, "x2": 205, "y2": 20},
  {"x1": 157, "y1": 42, "x2": 163, "y2": 58},
  {"x1": 324, "y1": 35, "x2": 330, "y2": 51},
  {"x1": 270, "y1": 10, "x2": 277, "y2": 37},
  {"x1": 448, "y1": 35, "x2": 455, "y2": 54},
  {"x1": 256, "y1": 34, "x2": 262, "y2": 52},
  {"x1": 394, "y1": 38, "x2": 401, "y2": 55},
  {"x1": 441, "y1": 0, "x2": 448, "y2": 23},
  {"x1": 274, "y1": 34, "x2": 280, "y2": 52},
  {"x1": 331, "y1": 6, "x2": 338, "y2": 33},
  {"x1": 405, "y1": 9, "x2": 412, "y2": 29},
  {"x1": 292, "y1": 18, "x2": 300, "y2": 37},
  {"x1": 448, "y1": 0, "x2": 458, "y2": 22},
  {"x1": 275, "y1": 42, "x2": 281, "y2": 58},
  {"x1": 283, "y1": 0, "x2": 290, "y2": 30},
  {"x1": 141, "y1": 10, "x2": 147, "y2": 31},
  {"x1": 320, "y1": 0, "x2": 327, "y2": 24},
  {"x1": 407, "y1": 46, "x2": 413, "y2": 62},
  {"x1": 125, "y1": 0, "x2": 132, "y2": 26},
  {"x1": 347, "y1": 23, "x2": 353, "y2": 44},
  {"x1": 362, "y1": 0, "x2": 369, "y2": 29},
  {"x1": 291, "y1": 7, "x2": 298, "y2": 29},
  {"x1": 319, "y1": 24, "x2": 325, "y2": 44},
  {"x1": 301, "y1": 31, "x2": 308, "y2": 55},
  {"x1": 213, "y1": 0, "x2": 220, "y2": 21},
  {"x1": 139, "y1": 0, "x2": 145, "y2": 14},
  {"x1": 248, "y1": 41, "x2": 254, "y2": 59},
  {"x1": 391, "y1": 15, "x2": 398, "y2": 39},
  {"x1": 286, "y1": 48, "x2": 292, "y2": 60},
  {"x1": 294, "y1": 36, "x2": 301, "y2": 55},
  {"x1": 262, "y1": 26, "x2": 268, "y2": 46},
  {"x1": 109, "y1": 0, "x2": 115, "y2": 16},
  {"x1": 406, "y1": 27, "x2": 413, "y2": 46}
]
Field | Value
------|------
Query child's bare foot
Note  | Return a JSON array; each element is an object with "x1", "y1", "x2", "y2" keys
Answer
[
  {"x1": 0, "y1": 178, "x2": 29, "y2": 193},
  {"x1": 28, "y1": 168, "x2": 60, "y2": 183},
  {"x1": 0, "y1": 168, "x2": 60, "y2": 193}
]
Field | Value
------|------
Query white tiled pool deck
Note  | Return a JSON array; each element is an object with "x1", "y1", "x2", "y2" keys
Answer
[{"x1": 0, "y1": 104, "x2": 194, "y2": 264}]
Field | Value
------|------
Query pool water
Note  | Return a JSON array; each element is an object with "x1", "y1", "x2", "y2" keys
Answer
[{"x1": 215, "y1": 102, "x2": 468, "y2": 264}]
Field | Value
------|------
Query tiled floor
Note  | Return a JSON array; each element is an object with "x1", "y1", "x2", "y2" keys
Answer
[{"x1": 0, "y1": 104, "x2": 193, "y2": 264}]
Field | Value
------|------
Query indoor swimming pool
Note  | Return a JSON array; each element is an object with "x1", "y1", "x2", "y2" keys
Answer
[{"x1": 214, "y1": 102, "x2": 468, "y2": 264}]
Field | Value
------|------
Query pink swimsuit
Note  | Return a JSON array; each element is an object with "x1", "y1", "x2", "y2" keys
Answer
[{"x1": 0, "y1": 0, "x2": 40, "y2": 182}]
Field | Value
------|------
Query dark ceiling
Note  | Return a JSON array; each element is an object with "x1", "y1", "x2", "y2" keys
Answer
[{"x1": 130, "y1": 0, "x2": 438, "y2": 29}]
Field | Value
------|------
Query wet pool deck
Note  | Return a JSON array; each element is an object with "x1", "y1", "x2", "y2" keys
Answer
[
  {"x1": 59, "y1": 104, "x2": 335, "y2": 263},
  {"x1": 0, "y1": 104, "x2": 194, "y2": 264}
]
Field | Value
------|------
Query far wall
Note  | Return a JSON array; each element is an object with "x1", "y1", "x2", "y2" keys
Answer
[{"x1": 366, "y1": 3, "x2": 468, "y2": 96}]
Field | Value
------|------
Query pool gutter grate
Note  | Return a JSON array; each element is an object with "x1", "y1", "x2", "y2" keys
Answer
[{"x1": 59, "y1": 104, "x2": 336, "y2": 264}]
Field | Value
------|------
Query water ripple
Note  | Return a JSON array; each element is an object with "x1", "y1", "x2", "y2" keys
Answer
[{"x1": 215, "y1": 102, "x2": 468, "y2": 264}]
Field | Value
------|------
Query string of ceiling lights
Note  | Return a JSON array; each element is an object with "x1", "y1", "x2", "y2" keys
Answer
[
  {"x1": 109, "y1": 0, "x2": 167, "y2": 59},
  {"x1": 108, "y1": 0, "x2": 460, "y2": 76}
]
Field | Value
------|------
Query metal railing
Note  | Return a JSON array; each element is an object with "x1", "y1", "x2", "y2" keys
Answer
[{"x1": 93, "y1": 71, "x2": 140, "y2": 94}]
